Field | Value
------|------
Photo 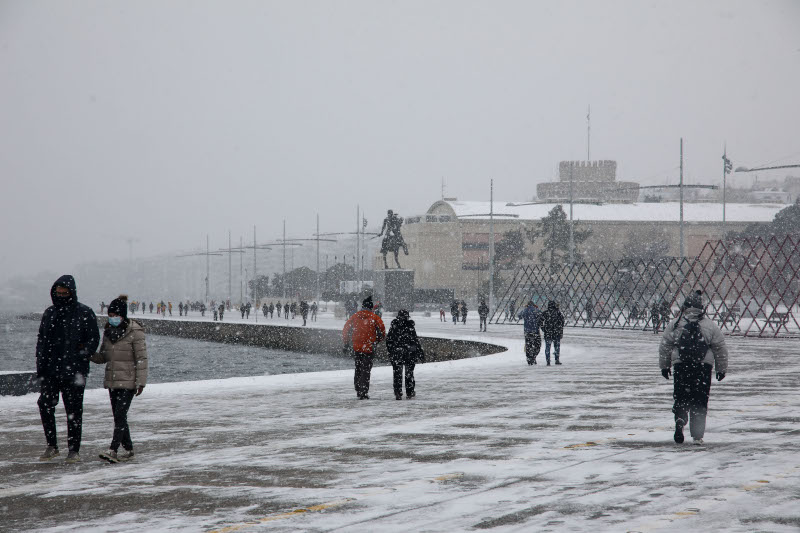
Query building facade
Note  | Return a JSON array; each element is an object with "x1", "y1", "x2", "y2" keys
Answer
[
  {"x1": 536, "y1": 160, "x2": 640, "y2": 203},
  {"x1": 381, "y1": 199, "x2": 786, "y2": 302}
]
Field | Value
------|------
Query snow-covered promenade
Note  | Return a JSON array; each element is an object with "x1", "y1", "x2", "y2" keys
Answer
[{"x1": 2, "y1": 313, "x2": 799, "y2": 532}]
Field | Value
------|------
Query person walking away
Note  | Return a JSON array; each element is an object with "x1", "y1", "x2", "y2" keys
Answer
[
  {"x1": 290, "y1": 302, "x2": 297, "y2": 319},
  {"x1": 218, "y1": 303, "x2": 225, "y2": 321},
  {"x1": 342, "y1": 296, "x2": 386, "y2": 399},
  {"x1": 659, "y1": 290, "x2": 728, "y2": 445},
  {"x1": 262, "y1": 303, "x2": 268, "y2": 318},
  {"x1": 300, "y1": 300, "x2": 309, "y2": 326},
  {"x1": 100, "y1": 301, "x2": 106, "y2": 314},
  {"x1": 517, "y1": 301, "x2": 542, "y2": 365},
  {"x1": 92, "y1": 296, "x2": 148, "y2": 463},
  {"x1": 178, "y1": 302, "x2": 183, "y2": 317},
  {"x1": 240, "y1": 304, "x2": 246, "y2": 319},
  {"x1": 36, "y1": 275, "x2": 101, "y2": 463},
  {"x1": 284, "y1": 302, "x2": 290, "y2": 319},
  {"x1": 311, "y1": 302, "x2": 318, "y2": 321},
  {"x1": 651, "y1": 301, "x2": 661, "y2": 334},
  {"x1": 245, "y1": 302, "x2": 251, "y2": 319},
  {"x1": 659, "y1": 299, "x2": 672, "y2": 332},
  {"x1": 541, "y1": 301, "x2": 565, "y2": 366},
  {"x1": 386, "y1": 309, "x2": 425, "y2": 400},
  {"x1": 168, "y1": 301, "x2": 172, "y2": 316},
  {"x1": 276, "y1": 301, "x2": 281, "y2": 318},
  {"x1": 439, "y1": 307, "x2": 446, "y2": 322},
  {"x1": 460, "y1": 300, "x2": 468, "y2": 324},
  {"x1": 450, "y1": 300, "x2": 459, "y2": 325},
  {"x1": 269, "y1": 302, "x2": 274, "y2": 318},
  {"x1": 478, "y1": 299, "x2": 489, "y2": 332},
  {"x1": 149, "y1": 302, "x2": 153, "y2": 314}
]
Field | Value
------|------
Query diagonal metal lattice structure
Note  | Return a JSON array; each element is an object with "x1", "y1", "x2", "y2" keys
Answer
[{"x1": 491, "y1": 235, "x2": 800, "y2": 338}]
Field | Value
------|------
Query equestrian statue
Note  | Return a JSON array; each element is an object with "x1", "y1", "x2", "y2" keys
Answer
[{"x1": 377, "y1": 209, "x2": 409, "y2": 269}]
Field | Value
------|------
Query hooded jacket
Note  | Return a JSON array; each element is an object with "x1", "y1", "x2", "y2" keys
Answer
[
  {"x1": 91, "y1": 319, "x2": 148, "y2": 389},
  {"x1": 659, "y1": 307, "x2": 729, "y2": 372},
  {"x1": 36, "y1": 275, "x2": 101, "y2": 379},
  {"x1": 540, "y1": 302, "x2": 565, "y2": 340},
  {"x1": 386, "y1": 315, "x2": 425, "y2": 365},
  {"x1": 517, "y1": 304, "x2": 542, "y2": 335}
]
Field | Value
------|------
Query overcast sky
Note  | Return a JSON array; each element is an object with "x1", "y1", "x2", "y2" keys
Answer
[{"x1": 1, "y1": 0, "x2": 798, "y2": 283}]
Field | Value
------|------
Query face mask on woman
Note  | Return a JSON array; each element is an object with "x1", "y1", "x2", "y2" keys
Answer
[{"x1": 108, "y1": 316, "x2": 123, "y2": 327}]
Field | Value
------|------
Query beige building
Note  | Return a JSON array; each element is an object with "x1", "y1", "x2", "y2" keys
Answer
[{"x1": 378, "y1": 199, "x2": 786, "y2": 302}]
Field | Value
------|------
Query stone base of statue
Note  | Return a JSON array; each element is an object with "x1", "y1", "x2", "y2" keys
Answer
[{"x1": 374, "y1": 269, "x2": 415, "y2": 313}]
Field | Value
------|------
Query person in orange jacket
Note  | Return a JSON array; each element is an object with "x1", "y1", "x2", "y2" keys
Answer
[{"x1": 342, "y1": 296, "x2": 386, "y2": 399}]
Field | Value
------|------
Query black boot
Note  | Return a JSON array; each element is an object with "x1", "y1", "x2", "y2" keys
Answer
[{"x1": 674, "y1": 418, "x2": 686, "y2": 444}]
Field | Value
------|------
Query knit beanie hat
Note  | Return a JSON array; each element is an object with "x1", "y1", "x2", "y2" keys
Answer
[
  {"x1": 108, "y1": 295, "x2": 129, "y2": 317},
  {"x1": 682, "y1": 290, "x2": 704, "y2": 310},
  {"x1": 362, "y1": 295, "x2": 373, "y2": 310}
]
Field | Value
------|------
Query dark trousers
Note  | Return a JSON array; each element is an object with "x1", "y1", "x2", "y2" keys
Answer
[
  {"x1": 524, "y1": 332, "x2": 541, "y2": 363},
  {"x1": 544, "y1": 338, "x2": 561, "y2": 363},
  {"x1": 479, "y1": 316, "x2": 487, "y2": 331},
  {"x1": 392, "y1": 363, "x2": 415, "y2": 397},
  {"x1": 354, "y1": 353, "x2": 374, "y2": 398},
  {"x1": 109, "y1": 389, "x2": 136, "y2": 451},
  {"x1": 673, "y1": 363, "x2": 713, "y2": 439},
  {"x1": 38, "y1": 375, "x2": 86, "y2": 452}
]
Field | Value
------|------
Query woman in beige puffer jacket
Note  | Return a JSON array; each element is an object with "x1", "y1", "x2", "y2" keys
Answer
[{"x1": 91, "y1": 295, "x2": 148, "y2": 463}]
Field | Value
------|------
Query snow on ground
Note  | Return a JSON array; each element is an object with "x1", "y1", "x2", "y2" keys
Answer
[{"x1": 2, "y1": 312, "x2": 799, "y2": 532}]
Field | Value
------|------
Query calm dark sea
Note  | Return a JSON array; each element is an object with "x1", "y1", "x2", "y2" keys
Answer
[{"x1": 0, "y1": 314, "x2": 357, "y2": 389}]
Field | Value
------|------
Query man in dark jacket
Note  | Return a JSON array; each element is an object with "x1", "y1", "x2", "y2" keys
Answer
[
  {"x1": 300, "y1": 300, "x2": 309, "y2": 326},
  {"x1": 517, "y1": 301, "x2": 542, "y2": 365},
  {"x1": 540, "y1": 301, "x2": 565, "y2": 366},
  {"x1": 386, "y1": 309, "x2": 425, "y2": 400},
  {"x1": 36, "y1": 275, "x2": 100, "y2": 463},
  {"x1": 478, "y1": 300, "x2": 489, "y2": 331}
]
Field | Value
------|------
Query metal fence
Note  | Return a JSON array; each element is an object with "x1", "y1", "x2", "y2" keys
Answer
[{"x1": 490, "y1": 235, "x2": 800, "y2": 338}]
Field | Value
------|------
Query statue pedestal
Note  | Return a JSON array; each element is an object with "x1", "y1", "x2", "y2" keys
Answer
[{"x1": 374, "y1": 269, "x2": 415, "y2": 312}]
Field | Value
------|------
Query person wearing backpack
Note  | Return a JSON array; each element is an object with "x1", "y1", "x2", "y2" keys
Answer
[
  {"x1": 342, "y1": 296, "x2": 386, "y2": 399},
  {"x1": 659, "y1": 290, "x2": 728, "y2": 445}
]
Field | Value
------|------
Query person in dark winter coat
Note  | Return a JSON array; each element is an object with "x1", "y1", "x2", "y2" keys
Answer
[
  {"x1": 342, "y1": 296, "x2": 386, "y2": 399},
  {"x1": 36, "y1": 275, "x2": 101, "y2": 463},
  {"x1": 659, "y1": 290, "x2": 729, "y2": 445},
  {"x1": 450, "y1": 300, "x2": 459, "y2": 325},
  {"x1": 540, "y1": 301, "x2": 565, "y2": 366},
  {"x1": 651, "y1": 301, "x2": 661, "y2": 333},
  {"x1": 460, "y1": 301, "x2": 468, "y2": 324},
  {"x1": 218, "y1": 304, "x2": 225, "y2": 321},
  {"x1": 300, "y1": 300, "x2": 309, "y2": 326},
  {"x1": 478, "y1": 300, "x2": 489, "y2": 331},
  {"x1": 92, "y1": 295, "x2": 148, "y2": 463},
  {"x1": 517, "y1": 301, "x2": 542, "y2": 365},
  {"x1": 386, "y1": 309, "x2": 425, "y2": 400},
  {"x1": 284, "y1": 302, "x2": 290, "y2": 319}
]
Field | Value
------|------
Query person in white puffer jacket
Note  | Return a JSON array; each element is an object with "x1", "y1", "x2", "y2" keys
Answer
[{"x1": 659, "y1": 290, "x2": 728, "y2": 445}]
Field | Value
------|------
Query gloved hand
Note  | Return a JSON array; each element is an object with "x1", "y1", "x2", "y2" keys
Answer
[
  {"x1": 661, "y1": 368, "x2": 671, "y2": 380},
  {"x1": 716, "y1": 372, "x2": 726, "y2": 381}
]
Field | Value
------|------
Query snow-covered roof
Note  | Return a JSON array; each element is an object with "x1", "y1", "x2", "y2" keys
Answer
[{"x1": 428, "y1": 200, "x2": 785, "y2": 223}]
